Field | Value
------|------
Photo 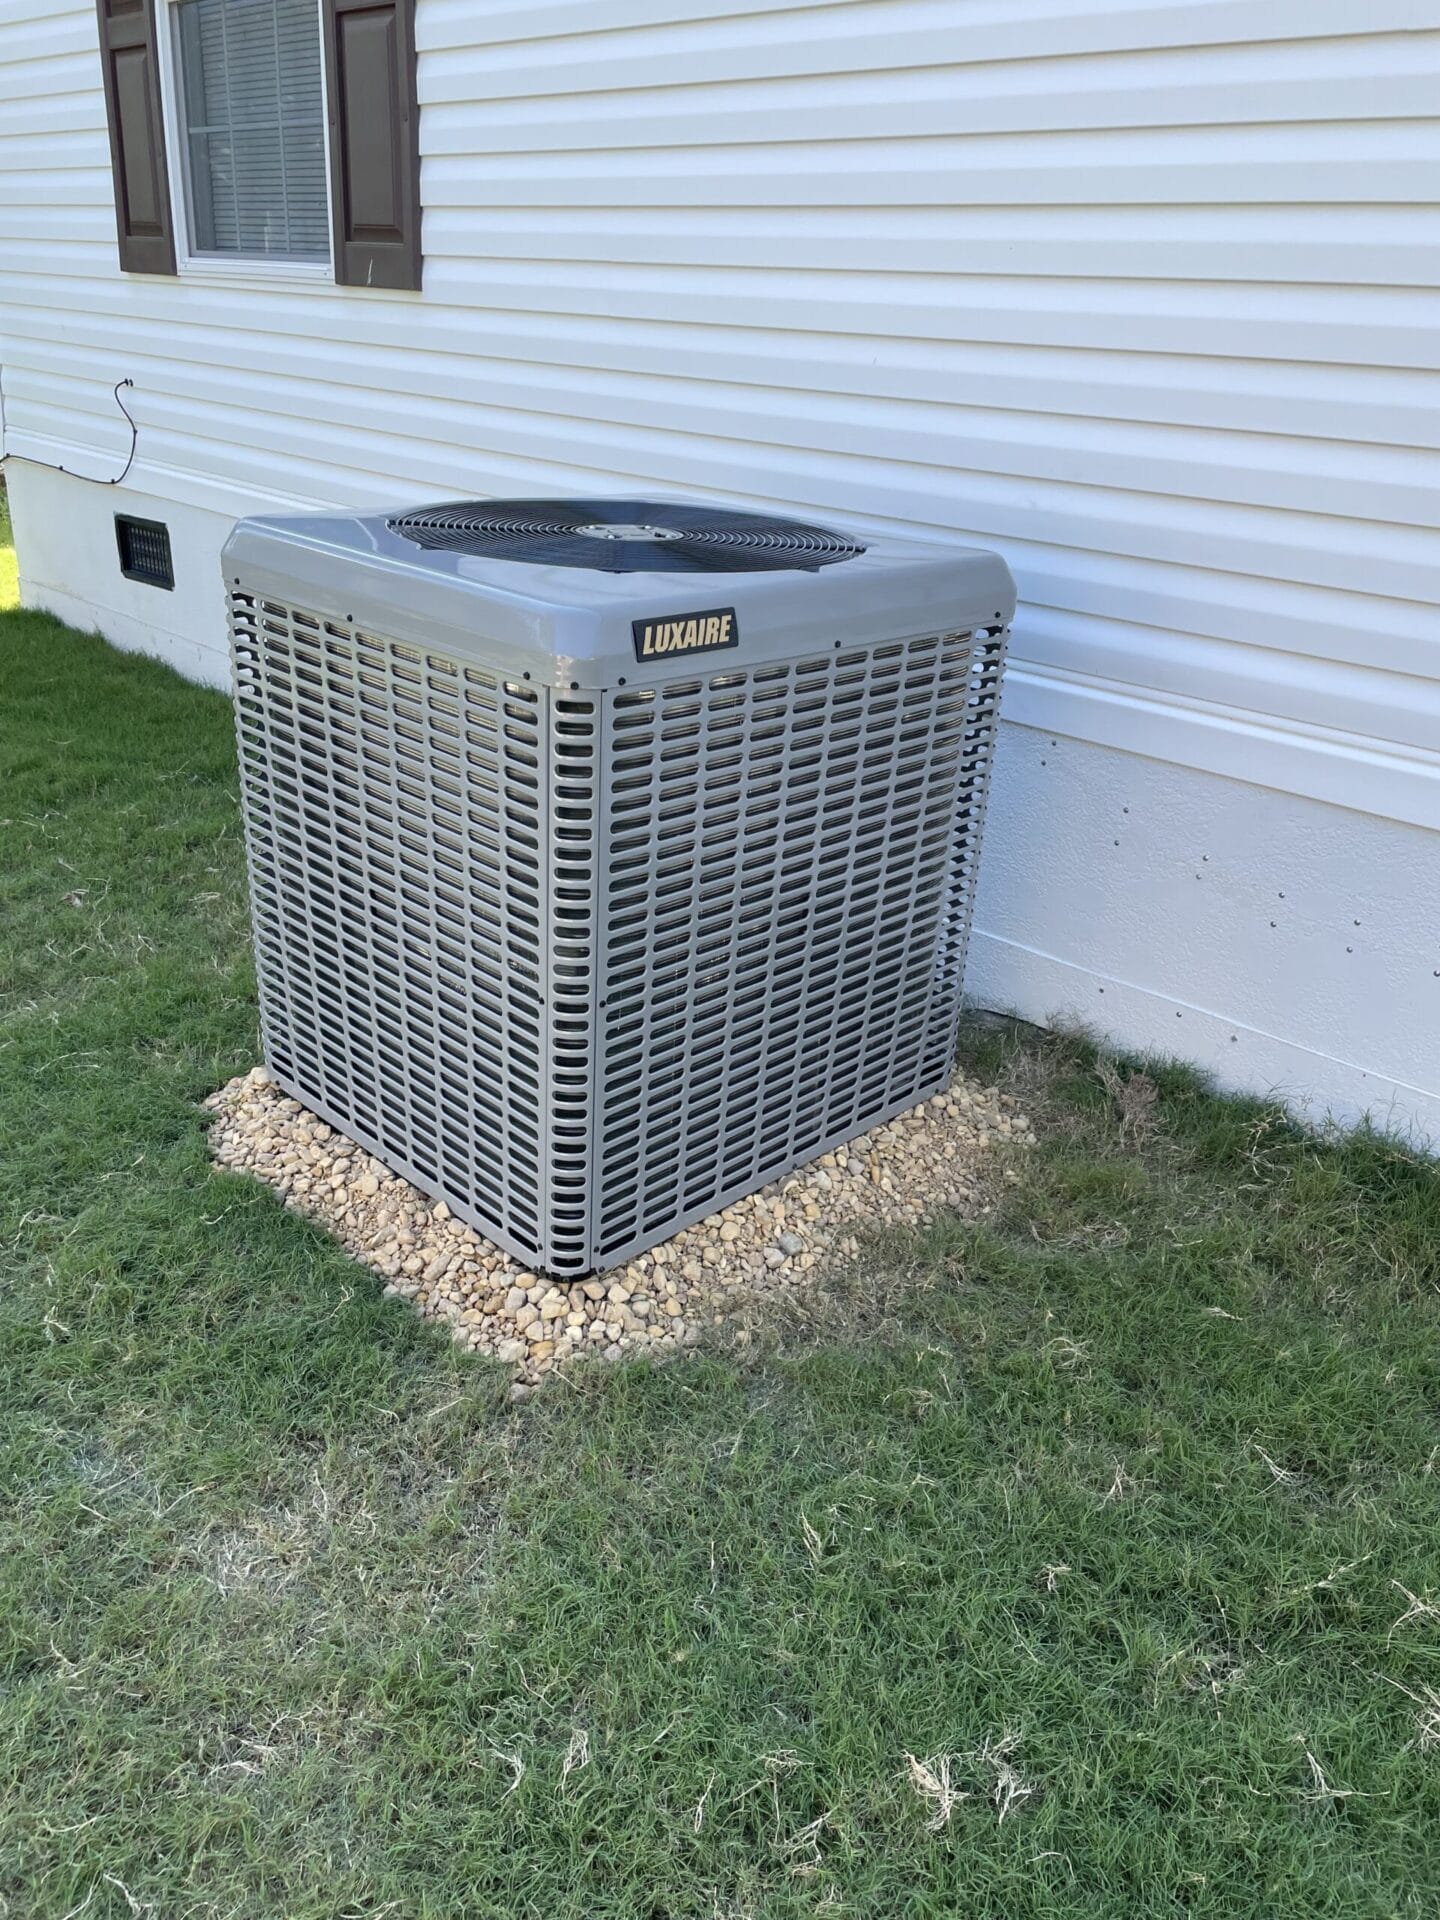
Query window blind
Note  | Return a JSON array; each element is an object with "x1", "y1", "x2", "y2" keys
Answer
[{"x1": 176, "y1": 0, "x2": 328, "y2": 260}]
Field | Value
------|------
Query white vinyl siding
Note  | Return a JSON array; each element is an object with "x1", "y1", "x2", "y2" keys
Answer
[
  {"x1": 1, "y1": 0, "x2": 1437, "y2": 829},
  {"x1": 173, "y1": 0, "x2": 327, "y2": 260}
]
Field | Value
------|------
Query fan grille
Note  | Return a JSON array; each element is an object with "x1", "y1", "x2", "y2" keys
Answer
[{"x1": 386, "y1": 498, "x2": 866, "y2": 573}]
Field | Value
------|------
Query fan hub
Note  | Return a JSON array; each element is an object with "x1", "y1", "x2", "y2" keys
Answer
[{"x1": 574, "y1": 522, "x2": 685, "y2": 543}]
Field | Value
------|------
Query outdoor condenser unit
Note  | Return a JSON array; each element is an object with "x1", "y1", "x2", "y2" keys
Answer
[{"x1": 223, "y1": 499, "x2": 1015, "y2": 1277}]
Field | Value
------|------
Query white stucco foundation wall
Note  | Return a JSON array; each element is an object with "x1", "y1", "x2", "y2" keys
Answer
[
  {"x1": 969, "y1": 724, "x2": 1440, "y2": 1145},
  {"x1": 8, "y1": 459, "x2": 233, "y2": 689}
]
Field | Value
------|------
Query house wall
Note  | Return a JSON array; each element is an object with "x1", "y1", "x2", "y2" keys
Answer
[{"x1": 2, "y1": 0, "x2": 1437, "y2": 1137}]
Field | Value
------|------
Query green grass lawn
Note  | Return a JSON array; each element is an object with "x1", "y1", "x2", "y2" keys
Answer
[
  {"x1": 2, "y1": 549, "x2": 1439, "y2": 1917},
  {"x1": 0, "y1": 481, "x2": 16, "y2": 609}
]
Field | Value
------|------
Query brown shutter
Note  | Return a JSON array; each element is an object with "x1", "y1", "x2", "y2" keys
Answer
[
  {"x1": 95, "y1": 0, "x2": 176, "y2": 274},
  {"x1": 322, "y1": 0, "x2": 422, "y2": 291}
]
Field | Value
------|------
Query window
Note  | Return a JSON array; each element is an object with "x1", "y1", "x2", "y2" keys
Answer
[
  {"x1": 96, "y1": 0, "x2": 423, "y2": 291},
  {"x1": 173, "y1": 0, "x2": 329, "y2": 262}
]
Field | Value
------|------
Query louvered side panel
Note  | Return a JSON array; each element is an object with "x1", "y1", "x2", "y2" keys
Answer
[
  {"x1": 591, "y1": 625, "x2": 1006, "y2": 1268},
  {"x1": 931, "y1": 629, "x2": 1007, "y2": 1010},
  {"x1": 543, "y1": 691, "x2": 602, "y2": 1275},
  {"x1": 228, "y1": 589, "x2": 548, "y2": 1263}
]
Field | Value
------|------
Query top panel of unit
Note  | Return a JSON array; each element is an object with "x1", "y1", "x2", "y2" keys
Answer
[{"x1": 222, "y1": 497, "x2": 1015, "y2": 687}]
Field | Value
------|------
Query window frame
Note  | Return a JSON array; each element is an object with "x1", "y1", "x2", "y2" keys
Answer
[{"x1": 154, "y1": 0, "x2": 335, "y2": 284}]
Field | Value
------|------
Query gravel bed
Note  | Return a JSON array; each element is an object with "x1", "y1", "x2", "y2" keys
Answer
[{"x1": 204, "y1": 1067, "x2": 1032, "y2": 1394}]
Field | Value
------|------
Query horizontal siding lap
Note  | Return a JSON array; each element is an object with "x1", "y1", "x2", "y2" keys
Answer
[
  {"x1": 0, "y1": 171, "x2": 112, "y2": 205},
  {"x1": 419, "y1": 0, "x2": 1435, "y2": 49},
  {"x1": 6, "y1": 291, "x2": 1437, "y2": 445},
  {"x1": 0, "y1": 10, "x2": 93, "y2": 66},
  {"x1": 422, "y1": 43, "x2": 1440, "y2": 135},
  {"x1": 1016, "y1": 604, "x2": 1440, "y2": 756},
  {"x1": 0, "y1": 49, "x2": 103, "y2": 104},
  {"x1": 5, "y1": 257, "x2": 1435, "y2": 369},
  {"x1": 416, "y1": 1, "x2": 1437, "y2": 87},
  {"x1": 419, "y1": 149, "x2": 1433, "y2": 211},
  {"x1": 414, "y1": 211, "x2": 1438, "y2": 289},
  {"x1": 0, "y1": 0, "x2": 1437, "y2": 818},
  {"x1": 9, "y1": 365, "x2": 1437, "y2": 601},
  {"x1": 8, "y1": 330, "x2": 1437, "y2": 527},
  {"x1": 1008, "y1": 545, "x2": 1438, "y2": 683}
]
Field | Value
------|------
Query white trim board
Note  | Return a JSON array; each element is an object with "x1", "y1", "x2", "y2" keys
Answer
[
  {"x1": 967, "y1": 722, "x2": 1440, "y2": 1145},
  {"x1": 967, "y1": 928, "x2": 1440, "y2": 1150},
  {"x1": 1004, "y1": 666, "x2": 1440, "y2": 835}
]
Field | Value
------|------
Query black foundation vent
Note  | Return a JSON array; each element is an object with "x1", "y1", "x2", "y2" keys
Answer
[{"x1": 115, "y1": 514, "x2": 174, "y2": 590}]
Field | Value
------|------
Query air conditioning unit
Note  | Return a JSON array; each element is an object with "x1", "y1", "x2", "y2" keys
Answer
[{"x1": 223, "y1": 499, "x2": 1014, "y2": 1277}]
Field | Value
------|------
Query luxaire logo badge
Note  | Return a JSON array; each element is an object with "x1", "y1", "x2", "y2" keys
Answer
[{"x1": 632, "y1": 606, "x2": 740, "y2": 662}]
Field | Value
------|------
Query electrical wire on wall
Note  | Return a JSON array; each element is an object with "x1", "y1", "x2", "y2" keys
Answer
[{"x1": 0, "y1": 376, "x2": 139, "y2": 487}]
